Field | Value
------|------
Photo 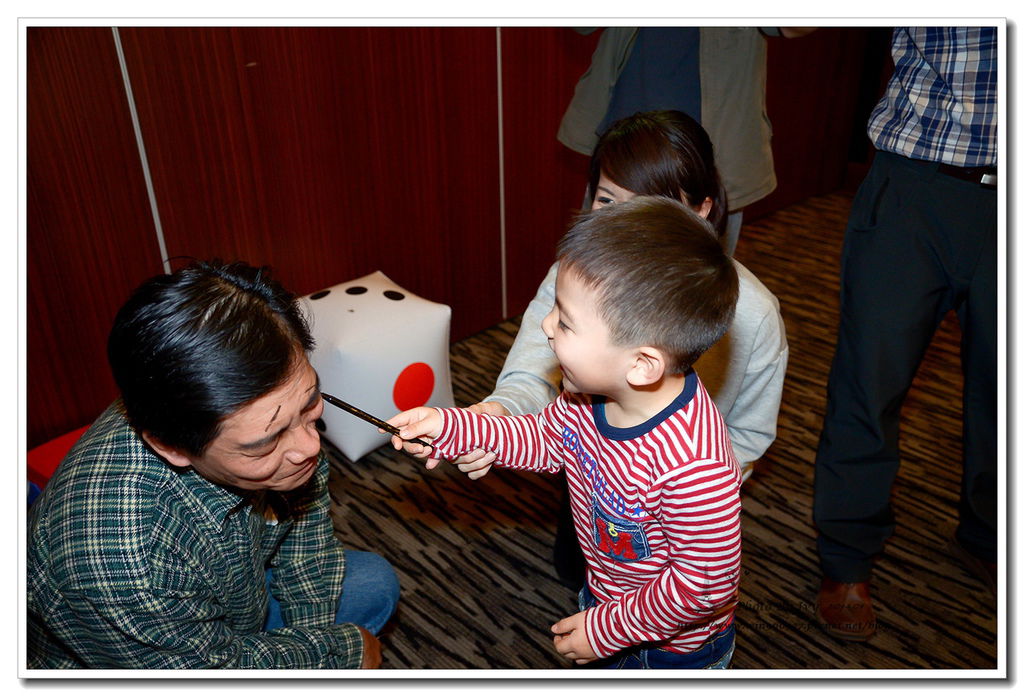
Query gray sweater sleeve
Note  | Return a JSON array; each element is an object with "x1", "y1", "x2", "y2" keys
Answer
[{"x1": 485, "y1": 263, "x2": 562, "y2": 416}]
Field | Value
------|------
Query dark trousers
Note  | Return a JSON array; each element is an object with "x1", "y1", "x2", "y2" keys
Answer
[
  {"x1": 553, "y1": 476, "x2": 587, "y2": 589},
  {"x1": 814, "y1": 150, "x2": 997, "y2": 582}
]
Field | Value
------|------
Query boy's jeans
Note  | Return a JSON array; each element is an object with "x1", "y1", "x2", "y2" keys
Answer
[
  {"x1": 264, "y1": 550, "x2": 399, "y2": 634},
  {"x1": 578, "y1": 585, "x2": 735, "y2": 669}
]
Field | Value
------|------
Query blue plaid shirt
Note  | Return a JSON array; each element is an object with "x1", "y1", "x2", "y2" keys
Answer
[
  {"x1": 27, "y1": 402, "x2": 364, "y2": 669},
  {"x1": 867, "y1": 27, "x2": 997, "y2": 167}
]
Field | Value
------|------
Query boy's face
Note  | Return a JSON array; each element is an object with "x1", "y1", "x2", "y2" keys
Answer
[{"x1": 541, "y1": 266, "x2": 633, "y2": 397}]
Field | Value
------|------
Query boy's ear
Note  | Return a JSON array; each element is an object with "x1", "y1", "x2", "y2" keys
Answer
[
  {"x1": 140, "y1": 432, "x2": 195, "y2": 470},
  {"x1": 626, "y1": 347, "x2": 668, "y2": 387}
]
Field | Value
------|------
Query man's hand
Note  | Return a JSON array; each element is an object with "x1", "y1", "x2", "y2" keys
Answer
[
  {"x1": 551, "y1": 610, "x2": 597, "y2": 665},
  {"x1": 449, "y1": 401, "x2": 509, "y2": 479},
  {"x1": 358, "y1": 627, "x2": 382, "y2": 669}
]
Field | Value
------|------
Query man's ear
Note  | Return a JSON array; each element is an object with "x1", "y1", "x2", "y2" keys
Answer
[
  {"x1": 626, "y1": 347, "x2": 668, "y2": 387},
  {"x1": 140, "y1": 432, "x2": 194, "y2": 470}
]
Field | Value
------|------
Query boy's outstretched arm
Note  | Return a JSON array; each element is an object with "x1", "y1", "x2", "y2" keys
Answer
[
  {"x1": 551, "y1": 610, "x2": 597, "y2": 665},
  {"x1": 390, "y1": 403, "x2": 564, "y2": 475}
]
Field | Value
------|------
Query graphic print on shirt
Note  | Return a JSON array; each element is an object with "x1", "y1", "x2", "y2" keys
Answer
[
  {"x1": 590, "y1": 495, "x2": 652, "y2": 562},
  {"x1": 562, "y1": 425, "x2": 650, "y2": 521}
]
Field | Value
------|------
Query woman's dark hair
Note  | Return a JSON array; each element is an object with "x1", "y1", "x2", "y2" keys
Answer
[
  {"x1": 107, "y1": 260, "x2": 314, "y2": 457},
  {"x1": 588, "y1": 110, "x2": 728, "y2": 234}
]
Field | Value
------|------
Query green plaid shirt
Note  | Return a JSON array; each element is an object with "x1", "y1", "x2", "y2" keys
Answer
[{"x1": 27, "y1": 402, "x2": 363, "y2": 669}]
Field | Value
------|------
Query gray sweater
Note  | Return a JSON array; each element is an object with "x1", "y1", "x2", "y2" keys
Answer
[{"x1": 485, "y1": 259, "x2": 788, "y2": 480}]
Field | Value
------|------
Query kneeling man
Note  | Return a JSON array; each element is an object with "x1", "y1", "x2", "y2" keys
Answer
[{"x1": 28, "y1": 261, "x2": 399, "y2": 669}]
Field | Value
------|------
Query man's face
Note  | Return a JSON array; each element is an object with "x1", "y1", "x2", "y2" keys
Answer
[{"x1": 183, "y1": 356, "x2": 325, "y2": 492}]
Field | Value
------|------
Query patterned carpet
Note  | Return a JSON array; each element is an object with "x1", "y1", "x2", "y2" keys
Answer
[{"x1": 324, "y1": 189, "x2": 1000, "y2": 670}]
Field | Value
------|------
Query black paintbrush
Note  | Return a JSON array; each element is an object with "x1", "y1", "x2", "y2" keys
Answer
[{"x1": 320, "y1": 391, "x2": 434, "y2": 450}]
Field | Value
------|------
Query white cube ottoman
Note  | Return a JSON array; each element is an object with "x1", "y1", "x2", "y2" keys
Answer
[{"x1": 301, "y1": 270, "x2": 456, "y2": 460}]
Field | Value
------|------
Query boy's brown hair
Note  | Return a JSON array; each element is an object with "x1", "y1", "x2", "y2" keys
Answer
[{"x1": 556, "y1": 196, "x2": 738, "y2": 373}]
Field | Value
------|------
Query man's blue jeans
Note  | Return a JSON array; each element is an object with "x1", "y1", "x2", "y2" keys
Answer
[{"x1": 264, "y1": 550, "x2": 399, "y2": 634}]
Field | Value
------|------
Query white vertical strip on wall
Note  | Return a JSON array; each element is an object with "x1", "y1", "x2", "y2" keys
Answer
[
  {"x1": 496, "y1": 27, "x2": 508, "y2": 319},
  {"x1": 111, "y1": 27, "x2": 172, "y2": 275}
]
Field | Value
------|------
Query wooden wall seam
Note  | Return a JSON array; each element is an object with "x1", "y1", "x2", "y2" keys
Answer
[
  {"x1": 496, "y1": 27, "x2": 508, "y2": 320},
  {"x1": 111, "y1": 26, "x2": 171, "y2": 274}
]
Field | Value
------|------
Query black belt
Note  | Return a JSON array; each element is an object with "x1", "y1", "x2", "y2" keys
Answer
[{"x1": 937, "y1": 163, "x2": 997, "y2": 188}]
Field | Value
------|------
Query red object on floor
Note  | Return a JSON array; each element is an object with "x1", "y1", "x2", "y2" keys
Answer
[{"x1": 27, "y1": 425, "x2": 90, "y2": 489}]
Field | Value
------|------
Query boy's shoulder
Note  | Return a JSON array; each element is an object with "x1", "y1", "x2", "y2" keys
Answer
[
  {"x1": 651, "y1": 390, "x2": 740, "y2": 487},
  {"x1": 659, "y1": 377, "x2": 737, "y2": 460}
]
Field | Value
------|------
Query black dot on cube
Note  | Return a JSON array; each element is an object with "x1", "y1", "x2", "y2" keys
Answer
[
  {"x1": 310, "y1": 290, "x2": 330, "y2": 300},
  {"x1": 384, "y1": 290, "x2": 405, "y2": 301},
  {"x1": 345, "y1": 286, "x2": 368, "y2": 295}
]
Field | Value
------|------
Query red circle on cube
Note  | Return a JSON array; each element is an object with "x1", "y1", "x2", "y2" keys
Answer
[{"x1": 393, "y1": 362, "x2": 435, "y2": 411}]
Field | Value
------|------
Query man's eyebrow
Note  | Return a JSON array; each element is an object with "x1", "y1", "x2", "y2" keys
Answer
[
  {"x1": 302, "y1": 378, "x2": 322, "y2": 412},
  {"x1": 239, "y1": 428, "x2": 285, "y2": 453}
]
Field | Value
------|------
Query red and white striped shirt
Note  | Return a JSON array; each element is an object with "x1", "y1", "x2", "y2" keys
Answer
[{"x1": 429, "y1": 371, "x2": 742, "y2": 657}]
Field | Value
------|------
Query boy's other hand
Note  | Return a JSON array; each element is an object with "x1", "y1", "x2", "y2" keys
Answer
[
  {"x1": 551, "y1": 610, "x2": 597, "y2": 664},
  {"x1": 450, "y1": 401, "x2": 509, "y2": 479}
]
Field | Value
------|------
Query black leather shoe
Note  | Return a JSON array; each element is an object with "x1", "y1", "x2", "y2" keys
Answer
[{"x1": 815, "y1": 578, "x2": 876, "y2": 641}]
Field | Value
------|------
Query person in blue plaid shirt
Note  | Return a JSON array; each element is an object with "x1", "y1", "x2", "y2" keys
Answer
[
  {"x1": 27, "y1": 261, "x2": 400, "y2": 669},
  {"x1": 813, "y1": 26, "x2": 997, "y2": 641}
]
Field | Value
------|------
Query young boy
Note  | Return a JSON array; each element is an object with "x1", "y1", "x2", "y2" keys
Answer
[{"x1": 389, "y1": 196, "x2": 742, "y2": 669}]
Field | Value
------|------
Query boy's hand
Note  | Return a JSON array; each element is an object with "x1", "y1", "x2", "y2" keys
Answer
[
  {"x1": 551, "y1": 610, "x2": 597, "y2": 664},
  {"x1": 386, "y1": 407, "x2": 442, "y2": 467},
  {"x1": 450, "y1": 401, "x2": 509, "y2": 479}
]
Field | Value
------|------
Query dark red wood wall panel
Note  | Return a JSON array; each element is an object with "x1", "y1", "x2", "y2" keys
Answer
[
  {"x1": 499, "y1": 27, "x2": 598, "y2": 316},
  {"x1": 27, "y1": 28, "x2": 166, "y2": 448},
  {"x1": 746, "y1": 27, "x2": 874, "y2": 220},
  {"x1": 117, "y1": 26, "x2": 502, "y2": 342}
]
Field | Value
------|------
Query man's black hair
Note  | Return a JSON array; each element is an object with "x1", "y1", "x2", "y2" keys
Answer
[{"x1": 107, "y1": 260, "x2": 314, "y2": 457}]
